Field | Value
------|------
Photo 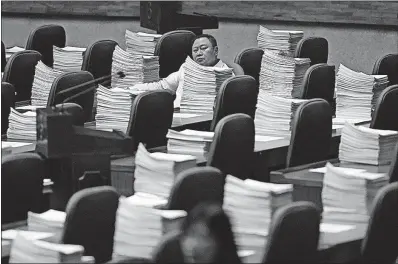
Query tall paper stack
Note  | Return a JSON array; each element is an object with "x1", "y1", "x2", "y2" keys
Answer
[
  {"x1": 53, "y1": 46, "x2": 86, "y2": 72},
  {"x1": 134, "y1": 143, "x2": 197, "y2": 198},
  {"x1": 257, "y1": 26, "x2": 304, "y2": 57},
  {"x1": 125, "y1": 30, "x2": 162, "y2": 56},
  {"x1": 166, "y1": 129, "x2": 214, "y2": 158},
  {"x1": 339, "y1": 123, "x2": 398, "y2": 165},
  {"x1": 335, "y1": 64, "x2": 389, "y2": 120},
  {"x1": 27, "y1": 209, "x2": 66, "y2": 233},
  {"x1": 6, "y1": 109, "x2": 37, "y2": 141}
]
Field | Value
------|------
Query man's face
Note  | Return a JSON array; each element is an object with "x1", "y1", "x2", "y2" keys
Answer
[{"x1": 192, "y1": 37, "x2": 218, "y2": 66}]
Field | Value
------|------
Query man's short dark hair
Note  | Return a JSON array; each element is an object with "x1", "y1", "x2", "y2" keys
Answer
[{"x1": 192, "y1": 34, "x2": 218, "y2": 48}]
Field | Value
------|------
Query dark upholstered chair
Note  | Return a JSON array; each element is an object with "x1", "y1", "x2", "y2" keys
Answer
[
  {"x1": 166, "y1": 167, "x2": 224, "y2": 213},
  {"x1": 360, "y1": 182, "x2": 398, "y2": 264},
  {"x1": 372, "y1": 53, "x2": 398, "y2": 86},
  {"x1": 294, "y1": 37, "x2": 328, "y2": 66},
  {"x1": 47, "y1": 71, "x2": 95, "y2": 123},
  {"x1": 2, "y1": 41, "x2": 6, "y2": 72},
  {"x1": 370, "y1": 85, "x2": 398, "y2": 131},
  {"x1": 234, "y1": 47, "x2": 264, "y2": 86},
  {"x1": 81, "y1": 40, "x2": 118, "y2": 86},
  {"x1": 152, "y1": 231, "x2": 184, "y2": 264},
  {"x1": 300, "y1": 64, "x2": 335, "y2": 104},
  {"x1": 287, "y1": 99, "x2": 332, "y2": 168},
  {"x1": 2, "y1": 82, "x2": 16, "y2": 134},
  {"x1": 262, "y1": 201, "x2": 320, "y2": 263},
  {"x1": 388, "y1": 143, "x2": 398, "y2": 183},
  {"x1": 25, "y1": 24, "x2": 66, "y2": 67},
  {"x1": 62, "y1": 186, "x2": 119, "y2": 263},
  {"x1": 211, "y1": 75, "x2": 258, "y2": 131},
  {"x1": 127, "y1": 90, "x2": 174, "y2": 152},
  {"x1": 2, "y1": 50, "x2": 41, "y2": 102},
  {"x1": 2, "y1": 153, "x2": 44, "y2": 224},
  {"x1": 154, "y1": 30, "x2": 196, "y2": 78},
  {"x1": 207, "y1": 114, "x2": 255, "y2": 180},
  {"x1": 53, "y1": 102, "x2": 85, "y2": 126}
]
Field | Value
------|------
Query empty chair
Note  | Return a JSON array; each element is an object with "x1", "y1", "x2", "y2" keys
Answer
[
  {"x1": 211, "y1": 75, "x2": 258, "y2": 131},
  {"x1": 2, "y1": 153, "x2": 45, "y2": 224},
  {"x1": 388, "y1": 143, "x2": 398, "y2": 183},
  {"x1": 62, "y1": 186, "x2": 119, "y2": 263},
  {"x1": 166, "y1": 167, "x2": 225, "y2": 213},
  {"x1": 360, "y1": 182, "x2": 398, "y2": 264},
  {"x1": 372, "y1": 53, "x2": 398, "y2": 86},
  {"x1": 2, "y1": 41, "x2": 6, "y2": 72},
  {"x1": 370, "y1": 85, "x2": 398, "y2": 131},
  {"x1": 154, "y1": 30, "x2": 196, "y2": 78},
  {"x1": 47, "y1": 71, "x2": 95, "y2": 122},
  {"x1": 262, "y1": 201, "x2": 320, "y2": 263},
  {"x1": 2, "y1": 50, "x2": 41, "y2": 102},
  {"x1": 300, "y1": 64, "x2": 335, "y2": 102},
  {"x1": 294, "y1": 37, "x2": 328, "y2": 66},
  {"x1": 53, "y1": 102, "x2": 85, "y2": 126},
  {"x1": 207, "y1": 114, "x2": 255, "y2": 180},
  {"x1": 81, "y1": 40, "x2": 118, "y2": 86},
  {"x1": 287, "y1": 99, "x2": 332, "y2": 168},
  {"x1": 2, "y1": 82, "x2": 16, "y2": 134},
  {"x1": 25, "y1": 24, "x2": 66, "y2": 67},
  {"x1": 126, "y1": 90, "x2": 174, "y2": 152},
  {"x1": 152, "y1": 231, "x2": 184, "y2": 264},
  {"x1": 234, "y1": 47, "x2": 264, "y2": 86}
]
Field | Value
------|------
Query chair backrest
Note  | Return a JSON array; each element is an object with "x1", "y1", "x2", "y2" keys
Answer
[
  {"x1": 294, "y1": 37, "x2": 328, "y2": 66},
  {"x1": 152, "y1": 231, "x2": 184, "y2": 264},
  {"x1": 287, "y1": 99, "x2": 332, "y2": 167},
  {"x1": 388, "y1": 142, "x2": 398, "y2": 183},
  {"x1": 234, "y1": 47, "x2": 264, "y2": 86},
  {"x1": 262, "y1": 201, "x2": 320, "y2": 263},
  {"x1": 2, "y1": 41, "x2": 6, "y2": 72},
  {"x1": 25, "y1": 24, "x2": 66, "y2": 67},
  {"x1": 372, "y1": 53, "x2": 398, "y2": 86},
  {"x1": 166, "y1": 167, "x2": 225, "y2": 213},
  {"x1": 81, "y1": 40, "x2": 118, "y2": 86},
  {"x1": 2, "y1": 82, "x2": 16, "y2": 134},
  {"x1": 300, "y1": 63, "x2": 335, "y2": 103},
  {"x1": 53, "y1": 102, "x2": 85, "y2": 126},
  {"x1": 47, "y1": 71, "x2": 95, "y2": 123},
  {"x1": 370, "y1": 85, "x2": 398, "y2": 131},
  {"x1": 127, "y1": 90, "x2": 174, "y2": 152},
  {"x1": 207, "y1": 114, "x2": 255, "y2": 180},
  {"x1": 361, "y1": 182, "x2": 398, "y2": 264},
  {"x1": 2, "y1": 153, "x2": 44, "y2": 224},
  {"x1": 154, "y1": 30, "x2": 196, "y2": 78},
  {"x1": 211, "y1": 75, "x2": 258, "y2": 131},
  {"x1": 2, "y1": 50, "x2": 41, "y2": 102},
  {"x1": 62, "y1": 186, "x2": 119, "y2": 263}
]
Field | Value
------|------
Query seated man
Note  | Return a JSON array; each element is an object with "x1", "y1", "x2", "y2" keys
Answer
[{"x1": 131, "y1": 34, "x2": 234, "y2": 107}]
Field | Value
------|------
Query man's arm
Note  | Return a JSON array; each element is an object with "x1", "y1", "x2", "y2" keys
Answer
[{"x1": 130, "y1": 70, "x2": 180, "y2": 92}]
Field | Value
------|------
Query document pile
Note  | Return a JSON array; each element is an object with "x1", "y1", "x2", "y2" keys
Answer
[
  {"x1": 259, "y1": 49, "x2": 310, "y2": 98},
  {"x1": 223, "y1": 175, "x2": 293, "y2": 255},
  {"x1": 180, "y1": 57, "x2": 233, "y2": 113},
  {"x1": 111, "y1": 46, "x2": 160, "y2": 89},
  {"x1": 322, "y1": 162, "x2": 389, "y2": 224},
  {"x1": 95, "y1": 85, "x2": 144, "y2": 133},
  {"x1": 257, "y1": 26, "x2": 304, "y2": 56},
  {"x1": 6, "y1": 109, "x2": 37, "y2": 141},
  {"x1": 166, "y1": 129, "x2": 214, "y2": 158},
  {"x1": 53, "y1": 46, "x2": 86, "y2": 72},
  {"x1": 125, "y1": 30, "x2": 162, "y2": 55},
  {"x1": 5, "y1": 46, "x2": 25, "y2": 59},
  {"x1": 339, "y1": 123, "x2": 398, "y2": 165},
  {"x1": 134, "y1": 143, "x2": 197, "y2": 198},
  {"x1": 113, "y1": 193, "x2": 187, "y2": 259},
  {"x1": 254, "y1": 91, "x2": 308, "y2": 137},
  {"x1": 335, "y1": 64, "x2": 389, "y2": 120},
  {"x1": 27, "y1": 209, "x2": 66, "y2": 233},
  {"x1": 31, "y1": 61, "x2": 65, "y2": 106}
]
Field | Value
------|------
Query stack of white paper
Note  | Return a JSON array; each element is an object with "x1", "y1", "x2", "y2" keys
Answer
[
  {"x1": 6, "y1": 109, "x2": 36, "y2": 141},
  {"x1": 53, "y1": 46, "x2": 86, "y2": 72},
  {"x1": 95, "y1": 85, "x2": 145, "y2": 133},
  {"x1": 31, "y1": 61, "x2": 65, "y2": 106},
  {"x1": 166, "y1": 129, "x2": 214, "y2": 158},
  {"x1": 113, "y1": 193, "x2": 186, "y2": 259},
  {"x1": 180, "y1": 57, "x2": 233, "y2": 114},
  {"x1": 111, "y1": 46, "x2": 160, "y2": 89},
  {"x1": 322, "y1": 162, "x2": 389, "y2": 224},
  {"x1": 125, "y1": 30, "x2": 162, "y2": 56},
  {"x1": 223, "y1": 175, "x2": 293, "y2": 255},
  {"x1": 335, "y1": 64, "x2": 389, "y2": 120},
  {"x1": 254, "y1": 91, "x2": 308, "y2": 137},
  {"x1": 257, "y1": 26, "x2": 304, "y2": 57},
  {"x1": 134, "y1": 143, "x2": 197, "y2": 198},
  {"x1": 1, "y1": 141, "x2": 36, "y2": 154},
  {"x1": 5, "y1": 46, "x2": 25, "y2": 59},
  {"x1": 339, "y1": 123, "x2": 398, "y2": 165},
  {"x1": 259, "y1": 49, "x2": 311, "y2": 98},
  {"x1": 27, "y1": 209, "x2": 66, "y2": 233}
]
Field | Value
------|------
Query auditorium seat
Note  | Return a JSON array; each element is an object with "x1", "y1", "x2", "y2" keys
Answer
[
  {"x1": 2, "y1": 41, "x2": 6, "y2": 72},
  {"x1": 234, "y1": 47, "x2": 264, "y2": 86},
  {"x1": 2, "y1": 82, "x2": 16, "y2": 135},
  {"x1": 152, "y1": 231, "x2": 184, "y2": 264},
  {"x1": 370, "y1": 85, "x2": 398, "y2": 131},
  {"x1": 388, "y1": 143, "x2": 398, "y2": 183},
  {"x1": 295, "y1": 37, "x2": 329, "y2": 66},
  {"x1": 300, "y1": 63, "x2": 335, "y2": 102},
  {"x1": 372, "y1": 53, "x2": 398, "y2": 86}
]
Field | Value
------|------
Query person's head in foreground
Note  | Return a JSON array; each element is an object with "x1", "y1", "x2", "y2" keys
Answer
[
  {"x1": 192, "y1": 34, "x2": 219, "y2": 67},
  {"x1": 179, "y1": 202, "x2": 241, "y2": 264}
]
